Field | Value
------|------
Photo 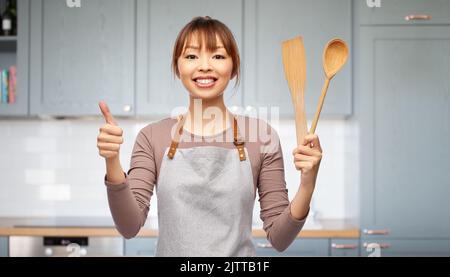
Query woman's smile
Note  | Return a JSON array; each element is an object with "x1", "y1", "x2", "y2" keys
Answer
[{"x1": 193, "y1": 76, "x2": 218, "y2": 89}]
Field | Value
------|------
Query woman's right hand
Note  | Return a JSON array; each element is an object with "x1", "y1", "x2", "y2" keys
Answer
[{"x1": 97, "y1": 101, "x2": 123, "y2": 160}]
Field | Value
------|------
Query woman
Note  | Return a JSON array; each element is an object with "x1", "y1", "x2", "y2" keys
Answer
[{"x1": 97, "y1": 16, "x2": 322, "y2": 257}]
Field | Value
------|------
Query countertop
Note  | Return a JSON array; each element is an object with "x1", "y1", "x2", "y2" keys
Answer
[{"x1": 0, "y1": 217, "x2": 360, "y2": 238}]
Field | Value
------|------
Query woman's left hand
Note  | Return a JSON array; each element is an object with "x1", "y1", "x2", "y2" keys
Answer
[{"x1": 292, "y1": 133, "x2": 323, "y2": 188}]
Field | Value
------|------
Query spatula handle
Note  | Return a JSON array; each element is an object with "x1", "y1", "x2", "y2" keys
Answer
[
  {"x1": 294, "y1": 97, "x2": 309, "y2": 146},
  {"x1": 310, "y1": 77, "x2": 330, "y2": 134}
]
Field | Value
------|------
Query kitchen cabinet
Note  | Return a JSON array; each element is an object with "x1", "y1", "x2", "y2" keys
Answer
[
  {"x1": 330, "y1": 239, "x2": 359, "y2": 257},
  {"x1": 135, "y1": 0, "x2": 243, "y2": 117},
  {"x1": 19, "y1": 0, "x2": 353, "y2": 118},
  {"x1": 0, "y1": 0, "x2": 29, "y2": 117},
  {"x1": 254, "y1": 238, "x2": 329, "y2": 256},
  {"x1": 0, "y1": 236, "x2": 8, "y2": 257},
  {"x1": 356, "y1": 0, "x2": 450, "y2": 25},
  {"x1": 357, "y1": 25, "x2": 450, "y2": 246},
  {"x1": 360, "y1": 239, "x2": 450, "y2": 257},
  {"x1": 29, "y1": 0, "x2": 135, "y2": 116},
  {"x1": 124, "y1": 237, "x2": 157, "y2": 256},
  {"x1": 124, "y1": 237, "x2": 334, "y2": 256},
  {"x1": 243, "y1": 0, "x2": 352, "y2": 118}
]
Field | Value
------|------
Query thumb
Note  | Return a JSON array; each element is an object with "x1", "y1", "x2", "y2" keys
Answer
[
  {"x1": 98, "y1": 101, "x2": 117, "y2": 126},
  {"x1": 302, "y1": 133, "x2": 322, "y2": 151}
]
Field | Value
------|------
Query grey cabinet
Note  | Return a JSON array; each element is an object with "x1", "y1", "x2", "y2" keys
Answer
[
  {"x1": 243, "y1": 0, "x2": 352, "y2": 118},
  {"x1": 0, "y1": 0, "x2": 29, "y2": 117},
  {"x1": 20, "y1": 0, "x2": 354, "y2": 118},
  {"x1": 360, "y1": 239, "x2": 450, "y2": 257},
  {"x1": 29, "y1": 0, "x2": 135, "y2": 116},
  {"x1": 0, "y1": 236, "x2": 8, "y2": 257},
  {"x1": 254, "y1": 238, "x2": 329, "y2": 256},
  {"x1": 330, "y1": 239, "x2": 359, "y2": 257},
  {"x1": 136, "y1": 0, "x2": 243, "y2": 117},
  {"x1": 124, "y1": 237, "x2": 357, "y2": 256},
  {"x1": 357, "y1": 0, "x2": 450, "y2": 25},
  {"x1": 124, "y1": 237, "x2": 157, "y2": 256},
  {"x1": 357, "y1": 25, "x2": 450, "y2": 244}
]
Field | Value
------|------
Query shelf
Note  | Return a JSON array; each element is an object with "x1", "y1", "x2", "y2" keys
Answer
[
  {"x1": 0, "y1": 37, "x2": 16, "y2": 52},
  {"x1": 0, "y1": 0, "x2": 27, "y2": 117},
  {"x1": 0, "y1": 36, "x2": 17, "y2": 41}
]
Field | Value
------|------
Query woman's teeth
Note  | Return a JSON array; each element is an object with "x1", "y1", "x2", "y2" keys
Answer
[
  {"x1": 197, "y1": 79, "x2": 214, "y2": 84},
  {"x1": 195, "y1": 79, "x2": 216, "y2": 88}
]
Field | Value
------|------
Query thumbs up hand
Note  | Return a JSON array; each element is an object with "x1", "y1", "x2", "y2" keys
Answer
[
  {"x1": 99, "y1": 101, "x2": 118, "y2": 126},
  {"x1": 97, "y1": 101, "x2": 123, "y2": 160}
]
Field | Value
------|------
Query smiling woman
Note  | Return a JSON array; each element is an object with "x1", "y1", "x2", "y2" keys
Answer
[
  {"x1": 172, "y1": 16, "x2": 240, "y2": 89},
  {"x1": 99, "y1": 16, "x2": 322, "y2": 257}
]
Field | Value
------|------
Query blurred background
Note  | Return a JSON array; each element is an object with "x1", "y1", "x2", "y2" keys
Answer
[{"x1": 0, "y1": 0, "x2": 449, "y2": 257}]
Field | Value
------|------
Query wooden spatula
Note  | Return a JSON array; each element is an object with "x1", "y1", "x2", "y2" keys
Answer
[{"x1": 282, "y1": 37, "x2": 308, "y2": 145}]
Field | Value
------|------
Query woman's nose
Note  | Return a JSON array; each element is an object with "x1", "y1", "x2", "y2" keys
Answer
[{"x1": 198, "y1": 56, "x2": 212, "y2": 72}]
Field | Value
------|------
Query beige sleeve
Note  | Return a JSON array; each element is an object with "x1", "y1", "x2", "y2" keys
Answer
[
  {"x1": 105, "y1": 127, "x2": 157, "y2": 239},
  {"x1": 257, "y1": 128, "x2": 308, "y2": 251}
]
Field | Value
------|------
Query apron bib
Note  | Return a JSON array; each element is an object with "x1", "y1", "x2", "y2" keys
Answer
[{"x1": 155, "y1": 114, "x2": 255, "y2": 256}]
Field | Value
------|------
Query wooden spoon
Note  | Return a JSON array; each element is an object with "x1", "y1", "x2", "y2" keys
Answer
[
  {"x1": 282, "y1": 36, "x2": 308, "y2": 145},
  {"x1": 310, "y1": 38, "x2": 349, "y2": 134}
]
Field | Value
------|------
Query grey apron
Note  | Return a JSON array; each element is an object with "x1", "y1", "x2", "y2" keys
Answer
[{"x1": 155, "y1": 114, "x2": 256, "y2": 257}]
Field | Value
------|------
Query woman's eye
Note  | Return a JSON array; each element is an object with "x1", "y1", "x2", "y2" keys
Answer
[
  {"x1": 185, "y1": 55, "x2": 197, "y2": 59},
  {"x1": 213, "y1": 55, "x2": 225, "y2": 59}
]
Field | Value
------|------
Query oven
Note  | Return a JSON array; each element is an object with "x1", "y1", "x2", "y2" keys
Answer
[{"x1": 9, "y1": 236, "x2": 123, "y2": 257}]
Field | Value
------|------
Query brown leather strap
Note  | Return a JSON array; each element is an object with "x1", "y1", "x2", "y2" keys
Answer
[
  {"x1": 233, "y1": 116, "x2": 246, "y2": 161},
  {"x1": 167, "y1": 113, "x2": 246, "y2": 161},
  {"x1": 167, "y1": 114, "x2": 186, "y2": 159}
]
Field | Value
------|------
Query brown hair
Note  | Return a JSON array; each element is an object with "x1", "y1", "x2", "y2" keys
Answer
[{"x1": 172, "y1": 16, "x2": 240, "y2": 87}]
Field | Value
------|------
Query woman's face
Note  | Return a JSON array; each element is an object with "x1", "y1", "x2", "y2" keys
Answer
[{"x1": 177, "y1": 35, "x2": 233, "y2": 100}]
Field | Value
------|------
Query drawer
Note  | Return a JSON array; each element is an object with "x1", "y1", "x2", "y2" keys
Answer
[
  {"x1": 0, "y1": 237, "x2": 8, "y2": 257},
  {"x1": 360, "y1": 239, "x2": 450, "y2": 257},
  {"x1": 330, "y1": 239, "x2": 359, "y2": 257},
  {"x1": 254, "y1": 238, "x2": 329, "y2": 257},
  {"x1": 356, "y1": 0, "x2": 450, "y2": 25},
  {"x1": 124, "y1": 237, "x2": 157, "y2": 256}
]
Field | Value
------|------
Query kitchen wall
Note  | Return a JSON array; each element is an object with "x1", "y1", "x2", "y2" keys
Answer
[{"x1": 0, "y1": 117, "x2": 359, "y2": 228}]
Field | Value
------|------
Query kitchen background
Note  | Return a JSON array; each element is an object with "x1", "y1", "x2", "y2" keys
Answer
[{"x1": 0, "y1": 0, "x2": 449, "y2": 257}]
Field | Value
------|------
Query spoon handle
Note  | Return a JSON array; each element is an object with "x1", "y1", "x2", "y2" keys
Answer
[{"x1": 310, "y1": 77, "x2": 330, "y2": 134}]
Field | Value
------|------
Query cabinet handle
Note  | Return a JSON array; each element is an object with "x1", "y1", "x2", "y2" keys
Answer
[
  {"x1": 363, "y1": 229, "x2": 389, "y2": 235},
  {"x1": 363, "y1": 242, "x2": 391, "y2": 249},
  {"x1": 123, "y1": 105, "x2": 132, "y2": 112},
  {"x1": 405, "y1": 14, "x2": 432, "y2": 21},
  {"x1": 256, "y1": 242, "x2": 273, "y2": 248},
  {"x1": 331, "y1": 243, "x2": 358, "y2": 250}
]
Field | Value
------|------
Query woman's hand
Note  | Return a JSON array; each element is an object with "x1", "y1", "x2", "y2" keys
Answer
[
  {"x1": 292, "y1": 133, "x2": 323, "y2": 189},
  {"x1": 97, "y1": 101, "x2": 123, "y2": 161}
]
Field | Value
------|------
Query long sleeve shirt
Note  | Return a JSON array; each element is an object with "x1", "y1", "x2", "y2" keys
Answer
[{"x1": 105, "y1": 115, "x2": 307, "y2": 251}]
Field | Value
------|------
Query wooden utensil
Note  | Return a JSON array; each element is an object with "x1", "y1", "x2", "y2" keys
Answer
[
  {"x1": 282, "y1": 36, "x2": 308, "y2": 145},
  {"x1": 310, "y1": 38, "x2": 349, "y2": 134}
]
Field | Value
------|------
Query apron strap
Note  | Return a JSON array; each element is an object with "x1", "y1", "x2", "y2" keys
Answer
[
  {"x1": 167, "y1": 114, "x2": 186, "y2": 159},
  {"x1": 167, "y1": 113, "x2": 246, "y2": 161},
  {"x1": 233, "y1": 117, "x2": 246, "y2": 161}
]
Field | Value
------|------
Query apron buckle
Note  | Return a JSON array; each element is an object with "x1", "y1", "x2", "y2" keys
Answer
[
  {"x1": 234, "y1": 140, "x2": 246, "y2": 161},
  {"x1": 233, "y1": 140, "x2": 244, "y2": 146}
]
